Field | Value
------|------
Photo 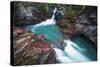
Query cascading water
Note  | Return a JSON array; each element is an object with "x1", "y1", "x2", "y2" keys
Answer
[
  {"x1": 64, "y1": 39, "x2": 91, "y2": 62},
  {"x1": 26, "y1": 8, "x2": 63, "y2": 42},
  {"x1": 54, "y1": 39, "x2": 93, "y2": 63},
  {"x1": 26, "y1": 8, "x2": 96, "y2": 63}
]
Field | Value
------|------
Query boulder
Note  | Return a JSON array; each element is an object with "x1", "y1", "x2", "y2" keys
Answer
[{"x1": 13, "y1": 27, "x2": 56, "y2": 65}]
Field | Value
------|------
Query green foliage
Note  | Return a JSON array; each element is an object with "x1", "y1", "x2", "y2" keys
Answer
[
  {"x1": 36, "y1": 3, "x2": 48, "y2": 11},
  {"x1": 65, "y1": 5, "x2": 85, "y2": 17},
  {"x1": 32, "y1": 3, "x2": 48, "y2": 11}
]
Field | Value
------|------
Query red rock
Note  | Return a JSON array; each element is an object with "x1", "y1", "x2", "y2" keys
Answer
[
  {"x1": 35, "y1": 34, "x2": 45, "y2": 41},
  {"x1": 13, "y1": 27, "x2": 56, "y2": 65}
]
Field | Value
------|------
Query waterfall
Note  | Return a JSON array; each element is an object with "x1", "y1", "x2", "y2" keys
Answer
[
  {"x1": 64, "y1": 39, "x2": 91, "y2": 62},
  {"x1": 54, "y1": 48, "x2": 72, "y2": 63},
  {"x1": 51, "y1": 8, "x2": 57, "y2": 20},
  {"x1": 26, "y1": 8, "x2": 63, "y2": 41},
  {"x1": 31, "y1": 8, "x2": 57, "y2": 28},
  {"x1": 54, "y1": 39, "x2": 91, "y2": 63},
  {"x1": 26, "y1": 8, "x2": 93, "y2": 63}
]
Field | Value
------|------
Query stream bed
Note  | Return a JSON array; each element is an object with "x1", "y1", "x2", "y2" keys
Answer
[
  {"x1": 25, "y1": 7, "x2": 97, "y2": 63},
  {"x1": 12, "y1": 2, "x2": 97, "y2": 65},
  {"x1": 26, "y1": 21, "x2": 97, "y2": 63}
]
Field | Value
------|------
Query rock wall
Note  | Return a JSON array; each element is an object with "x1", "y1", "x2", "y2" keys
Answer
[
  {"x1": 75, "y1": 6, "x2": 97, "y2": 46},
  {"x1": 13, "y1": 27, "x2": 55, "y2": 65}
]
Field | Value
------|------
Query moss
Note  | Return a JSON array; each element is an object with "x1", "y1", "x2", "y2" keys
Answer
[
  {"x1": 62, "y1": 5, "x2": 86, "y2": 17},
  {"x1": 37, "y1": 4, "x2": 48, "y2": 11}
]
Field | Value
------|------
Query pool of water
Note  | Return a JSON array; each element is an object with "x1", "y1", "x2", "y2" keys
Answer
[
  {"x1": 26, "y1": 22, "x2": 97, "y2": 63},
  {"x1": 71, "y1": 35, "x2": 97, "y2": 61},
  {"x1": 26, "y1": 24, "x2": 63, "y2": 42}
]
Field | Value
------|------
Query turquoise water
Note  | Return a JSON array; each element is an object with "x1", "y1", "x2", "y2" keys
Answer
[
  {"x1": 26, "y1": 23, "x2": 97, "y2": 62},
  {"x1": 25, "y1": 7, "x2": 97, "y2": 63},
  {"x1": 71, "y1": 36, "x2": 97, "y2": 61},
  {"x1": 26, "y1": 24, "x2": 63, "y2": 42}
]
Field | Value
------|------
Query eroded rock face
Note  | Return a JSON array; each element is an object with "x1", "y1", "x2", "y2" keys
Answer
[
  {"x1": 75, "y1": 7, "x2": 97, "y2": 45},
  {"x1": 56, "y1": 19, "x2": 79, "y2": 38},
  {"x1": 13, "y1": 27, "x2": 55, "y2": 65},
  {"x1": 56, "y1": 6, "x2": 97, "y2": 46},
  {"x1": 13, "y1": 2, "x2": 47, "y2": 26},
  {"x1": 12, "y1": 2, "x2": 85, "y2": 27}
]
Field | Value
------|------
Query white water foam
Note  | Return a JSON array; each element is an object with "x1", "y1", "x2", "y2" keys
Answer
[
  {"x1": 26, "y1": 8, "x2": 92, "y2": 63},
  {"x1": 54, "y1": 39, "x2": 91, "y2": 63},
  {"x1": 32, "y1": 8, "x2": 57, "y2": 28},
  {"x1": 54, "y1": 48, "x2": 72, "y2": 63},
  {"x1": 64, "y1": 39, "x2": 91, "y2": 62}
]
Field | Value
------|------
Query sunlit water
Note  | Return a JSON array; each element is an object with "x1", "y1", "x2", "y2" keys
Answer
[{"x1": 26, "y1": 8, "x2": 97, "y2": 63}]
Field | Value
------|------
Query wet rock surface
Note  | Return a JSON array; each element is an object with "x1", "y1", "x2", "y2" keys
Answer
[
  {"x1": 12, "y1": 1, "x2": 97, "y2": 65},
  {"x1": 13, "y1": 2, "x2": 48, "y2": 26},
  {"x1": 13, "y1": 27, "x2": 55, "y2": 65},
  {"x1": 75, "y1": 7, "x2": 97, "y2": 46},
  {"x1": 12, "y1": 2, "x2": 85, "y2": 27},
  {"x1": 56, "y1": 6, "x2": 97, "y2": 46},
  {"x1": 56, "y1": 19, "x2": 78, "y2": 38}
]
